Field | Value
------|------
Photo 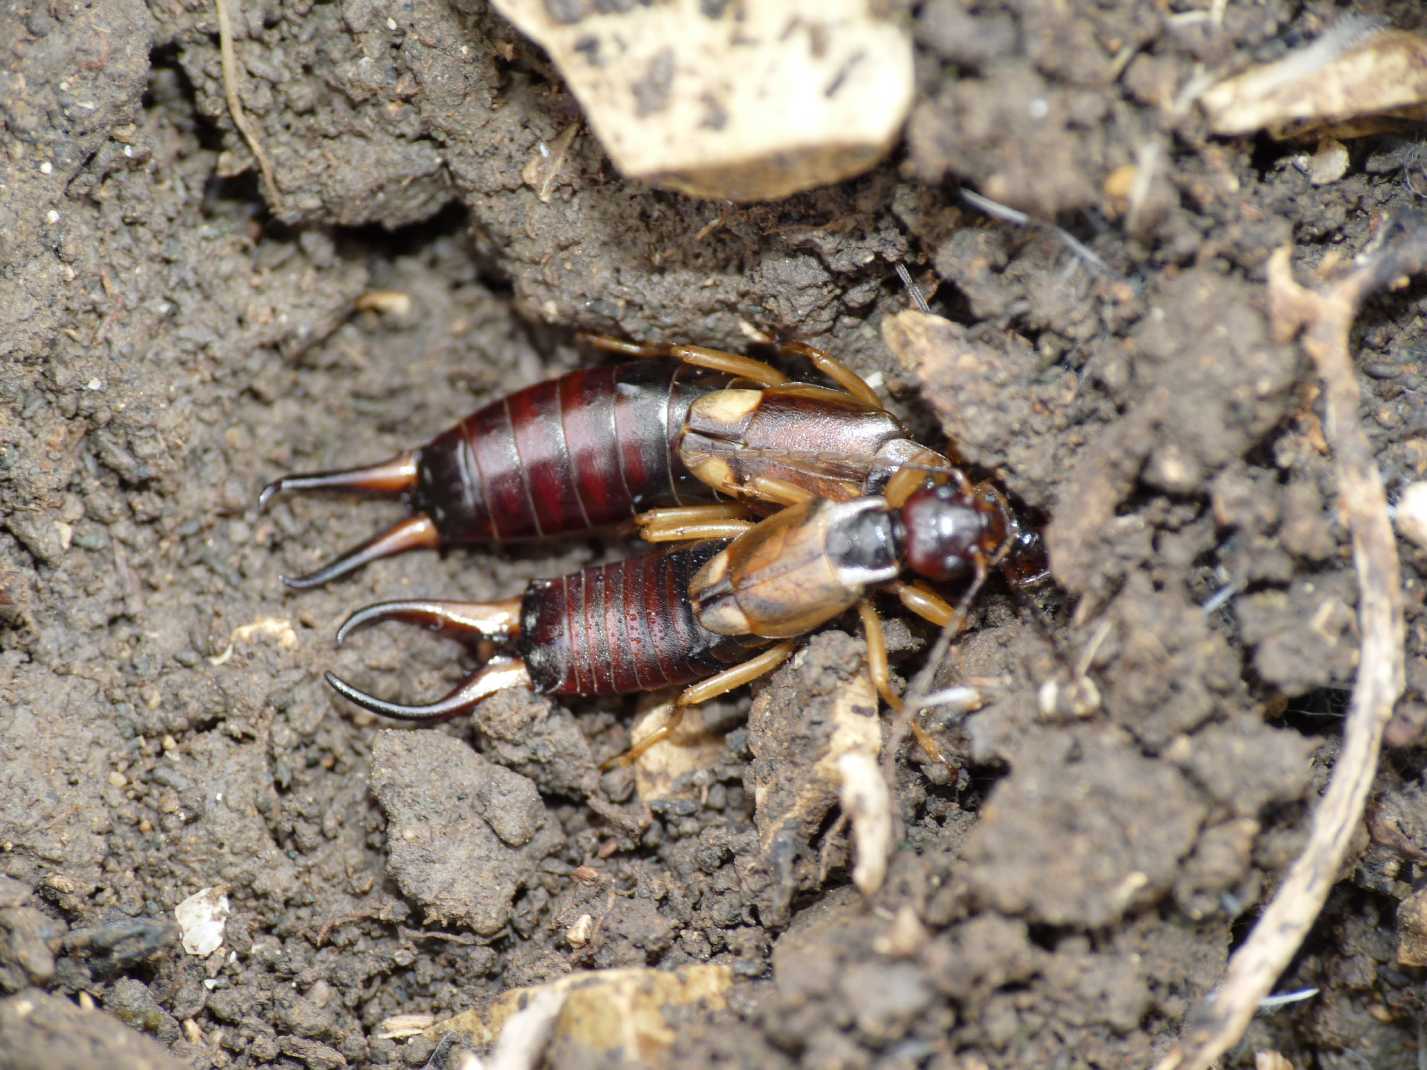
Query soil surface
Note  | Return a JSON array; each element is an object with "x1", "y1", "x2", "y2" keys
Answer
[{"x1": 3, "y1": 1, "x2": 1427, "y2": 1068}]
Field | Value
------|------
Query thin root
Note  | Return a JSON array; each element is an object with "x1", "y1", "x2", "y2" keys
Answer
[
  {"x1": 1156, "y1": 221, "x2": 1413, "y2": 1070},
  {"x1": 215, "y1": 0, "x2": 281, "y2": 211}
]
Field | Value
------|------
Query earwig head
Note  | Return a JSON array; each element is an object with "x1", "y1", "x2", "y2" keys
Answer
[{"x1": 896, "y1": 482, "x2": 1008, "y2": 583}]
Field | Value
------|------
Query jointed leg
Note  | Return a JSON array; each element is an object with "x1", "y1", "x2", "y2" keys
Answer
[
  {"x1": 637, "y1": 504, "x2": 755, "y2": 543},
  {"x1": 677, "y1": 641, "x2": 797, "y2": 706},
  {"x1": 580, "y1": 333, "x2": 789, "y2": 387},
  {"x1": 857, "y1": 600, "x2": 902, "y2": 712},
  {"x1": 583, "y1": 333, "x2": 893, "y2": 412},
  {"x1": 890, "y1": 581, "x2": 958, "y2": 629},
  {"x1": 859, "y1": 599, "x2": 950, "y2": 766},
  {"x1": 603, "y1": 641, "x2": 797, "y2": 769},
  {"x1": 773, "y1": 341, "x2": 885, "y2": 410},
  {"x1": 745, "y1": 476, "x2": 815, "y2": 508},
  {"x1": 603, "y1": 704, "x2": 689, "y2": 771}
]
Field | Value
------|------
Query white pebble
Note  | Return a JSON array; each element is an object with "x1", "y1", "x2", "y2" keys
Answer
[
  {"x1": 1397, "y1": 482, "x2": 1427, "y2": 551},
  {"x1": 175, "y1": 887, "x2": 230, "y2": 956}
]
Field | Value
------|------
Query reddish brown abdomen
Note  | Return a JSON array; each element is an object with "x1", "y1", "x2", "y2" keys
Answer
[
  {"x1": 519, "y1": 542, "x2": 769, "y2": 696},
  {"x1": 414, "y1": 363, "x2": 726, "y2": 542}
]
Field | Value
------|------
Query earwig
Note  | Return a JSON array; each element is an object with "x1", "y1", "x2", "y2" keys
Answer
[
  {"x1": 258, "y1": 336, "x2": 953, "y2": 588},
  {"x1": 324, "y1": 540, "x2": 791, "y2": 725},
  {"x1": 323, "y1": 465, "x2": 1048, "y2": 764}
]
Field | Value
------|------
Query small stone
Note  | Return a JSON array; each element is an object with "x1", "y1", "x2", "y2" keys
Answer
[
  {"x1": 566, "y1": 913, "x2": 594, "y2": 947},
  {"x1": 1306, "y1": 138, "x2": 1349, "y2": 185},
  {"x1": 174, "y1": 887, "x2": 229, "y2": 956},
  {"x1": 1396, "y1": 481, "x2": 1427, "y2": 550}
]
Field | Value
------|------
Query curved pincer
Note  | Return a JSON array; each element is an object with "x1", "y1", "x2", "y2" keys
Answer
[
  {"x1": 259, "y1": 451, "x2": 437, "y2": 588},
  {"x1": 334, "y1": 596, "x2": 523, "y2": 646},
  {"x1": 326, "y1": 595, "x2": 529, "y2": 722},
  {"x1": 324, "y1": 660, "x2": 532, "y2": 723}
]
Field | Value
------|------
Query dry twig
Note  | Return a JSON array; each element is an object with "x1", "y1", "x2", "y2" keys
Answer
[
  {"x1": 1154, "y1": 217, "x2": 1418, "y2": 1070},
  {"x1": 214, "y1": 0, "x2": 281, "y2": 211}
]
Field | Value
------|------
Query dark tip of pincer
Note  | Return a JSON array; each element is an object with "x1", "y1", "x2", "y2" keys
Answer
[
  {"x1": 324, "y1": 669, "x2": 449, "y2": 722},
  {"x1": 274, "y1": 515, "x2": 441, "y2": 591},
  {"x1": 324, "y1": 660, "x2": 532, "y2": 723},
  {"x1": 334, "y1": 602, "x2": 393, "y2": 646},
  {"x1": 257, "y1": 480, "x2": 282, "y2": 512},
  {"x1": 279, "y1": 571, "x2": 327, "y2": 592}
]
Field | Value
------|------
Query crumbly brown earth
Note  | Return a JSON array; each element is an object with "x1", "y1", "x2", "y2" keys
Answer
[{"x1": 2, "y1": 0, "x2": 1426, "y2": 1067}]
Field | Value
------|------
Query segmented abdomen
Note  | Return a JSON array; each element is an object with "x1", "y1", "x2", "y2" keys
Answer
[
  {"x1": 414, "y1": 363, "x2": 726, "y2": 543},
  {"x1": 519, "y1": 542, "x2": 769, "y2": 697}
]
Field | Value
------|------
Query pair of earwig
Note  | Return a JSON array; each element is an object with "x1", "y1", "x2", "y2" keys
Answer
[{"x1": 261, "y1": 335, "x2": 1048, "y2": 762}]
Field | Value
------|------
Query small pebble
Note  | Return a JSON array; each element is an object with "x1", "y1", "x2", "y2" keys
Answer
[{"x1": 1396, "y1": 482, "x2": 1427, "y2": 551}]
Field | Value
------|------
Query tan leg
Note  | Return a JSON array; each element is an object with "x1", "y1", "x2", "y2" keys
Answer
[
  {"x1": 602, "y1": 705, "x2": 688, "y2": 770},
  {"x1": 583, "y1": 333, "x2": 889, "y2": 407},
  {"x1": 891, "y1": 581, "x2": 957, "y2": 628},
  {"x1": 636, "y1": 503, "x2": 753, "y2": 541},
  {"x1": 774, "y1": 341, "x2": 885, "y2": 410},
  {"x1": 858, "y1": 600, "x2": 902, "y2": 711},
  {"x1": 675, "y1": 640, "x2": 797, "y2": 706},
  {"x1": 637, "y1": 504, "x2": 755, "y2": 543},
  {"x1": 674, "y1": 346, "x2": 790, "y2": 387},
  {"x1": 579, "y1": 333, "x2": 788, "y2": 387},
  {"x1": 858, "y1": 600, "x2": 948, "y2": 765},
  {"x1": 907, "y1": 720, "x2": 951, "y2": 766},
  {"x1": 637, "y1": 503, "x2": 751, "y2": 525},
  {"x1": 745, "y1": 476, "x2": 815, "y2": 508},
  {"x1": 602, "y1": 640, "x2": 797, "y2": 770}
]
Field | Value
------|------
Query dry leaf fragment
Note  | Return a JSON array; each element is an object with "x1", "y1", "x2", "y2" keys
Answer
[
  {"x1": 1201, "y1": 18, "x2": 1427, "y2": 140},
  {"x1": 488, "y1": 1, "x2": 912, "y2": 201},
  {"x1": 427, "y1": 965, "x2": 732, "y2": 1063}
]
